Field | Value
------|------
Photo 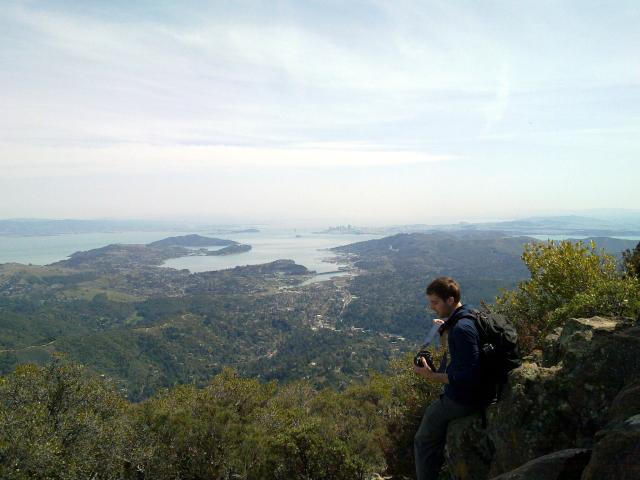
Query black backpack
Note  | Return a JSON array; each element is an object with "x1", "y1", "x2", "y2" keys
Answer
[{"x1": 464, "y1": 310, "x2": 522, "y2": 421}]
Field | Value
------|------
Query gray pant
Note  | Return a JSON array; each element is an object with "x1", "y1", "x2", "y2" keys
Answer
[{"x1": 414, "y1": 394, "x2": 479, "y2": 480}]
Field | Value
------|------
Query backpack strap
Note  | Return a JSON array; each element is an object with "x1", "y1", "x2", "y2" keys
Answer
[{"x1": 438, "y1": 306, "x2": 470, "y2": 335}]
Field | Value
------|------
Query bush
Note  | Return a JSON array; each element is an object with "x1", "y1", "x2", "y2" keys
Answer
[
  {"x1": 131, "y1": 368, "x2": 391, "y2": 479},
  {"x1": 130, "y1": 368, "x2": 276, "y2": 479},
  {"x1": 495, "y1": 240, "x2": 640, "y2": 353},
  {"x1": 341, "y1": 352, "x2": 443, "y2": 477},
  {"x1": 1, "y1": 358, "x2": 439, "y2": 479},
  {"x1": 0, "y1": 357, "x2": 132, "y2": 480}
]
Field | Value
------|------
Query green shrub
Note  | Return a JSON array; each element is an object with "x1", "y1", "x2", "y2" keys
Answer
[
  {"x1": 495, "y1": 240, "x2": 640, "y2": 352},
  {"x1": 342, "y1": 352, "x2": 442, "y2": 477}
]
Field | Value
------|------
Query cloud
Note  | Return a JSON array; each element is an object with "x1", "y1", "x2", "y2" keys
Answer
[
  {"x1": 1, "y1": 1, "x2": 639, "y2": 222},
  {"x1": 2, "y1": 2, "x2": 511, "y2": 152},
  {"x1": 483, "y1": 64, "x2": 511, "y2": 134},
  {"x1": 1, "y1": 143, "x2": 456, "y2": 179}
]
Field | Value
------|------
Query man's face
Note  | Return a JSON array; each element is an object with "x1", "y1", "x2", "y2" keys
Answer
[{"x1": 427, "y1": 293, "x2": 455, "y2": 319}]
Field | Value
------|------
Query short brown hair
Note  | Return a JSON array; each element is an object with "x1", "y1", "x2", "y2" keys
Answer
[{"x1": 426, "y1": 277, "x2": 460, "y2": 303}]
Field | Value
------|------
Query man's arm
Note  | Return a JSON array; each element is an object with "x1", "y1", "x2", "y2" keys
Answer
[{"x1": 447, "y1": 320, "x2": 480, "y2": 387}]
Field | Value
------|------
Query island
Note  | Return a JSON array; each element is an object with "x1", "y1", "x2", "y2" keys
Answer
[
  {"x1": 148, "y1": 234, "x2": 236, "y2": 248},
  {"x1": 148, "y1": 234, "x2": 252, "y2": 256},
  {"x1": 206, "y1": 244, "x2": 251, "y2": 255},
  {"x1": 45, "y1": 235, "x2": 252, "y2": 273}
]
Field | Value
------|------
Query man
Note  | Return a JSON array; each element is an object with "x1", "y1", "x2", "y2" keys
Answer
[{"x1": 413, "y1": 276, "x2": 481, "y2": 480}]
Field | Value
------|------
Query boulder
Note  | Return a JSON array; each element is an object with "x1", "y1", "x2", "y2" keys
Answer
[
  {"x1": 557, "y1": 317, "x2": 619, "y2": 353},
  {"x1": 607, "y1": 382, "x2": 640, "y2": 423},
  {"x1": 489, "y1": 448, "x2": 591, "y2": 480},
  {"x1": 580, "y1": 414, "x2": 640, "y2": 480},
  {"x1": 581, "y1": 381, "x2": 640, "y2": 480},
  {"x1": 486, "y1": 361, "x2": 574, "y2": 477},
  {"x1": 445, "y1": 413, "x2": 494, "y2": 480}
]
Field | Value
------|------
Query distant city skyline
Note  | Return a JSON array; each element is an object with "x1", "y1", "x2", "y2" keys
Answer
[{"x1": 1, "y1": 1, "x2": 639, "y2": 225}]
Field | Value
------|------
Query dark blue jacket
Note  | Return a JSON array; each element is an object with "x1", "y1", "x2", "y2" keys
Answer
[{"x1": 440, "y1": 305, "x2": 481, "y2": 405}]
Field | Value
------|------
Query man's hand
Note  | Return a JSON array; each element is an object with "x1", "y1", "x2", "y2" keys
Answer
[
  {"x1": 413, "y1": 357, "x2": 436, "y2": 380},
  {"x1": 413, "y1": 357, "x2": 449, "y2": 384}
]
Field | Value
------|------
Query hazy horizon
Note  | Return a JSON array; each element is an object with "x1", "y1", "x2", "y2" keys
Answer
[
  {"x1": 3, "y1": 207, "x2": 640, "y2": 231},
  {"x1": 2, "y1": 1, "x2": 639, "y2": 224}
]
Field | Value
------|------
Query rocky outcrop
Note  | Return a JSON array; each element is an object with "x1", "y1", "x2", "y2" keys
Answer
[{"x1": 445, "y1": 316, "x2": 640, "y2": 480}]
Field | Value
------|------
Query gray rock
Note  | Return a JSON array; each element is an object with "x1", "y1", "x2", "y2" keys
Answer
[
  {"x1": 486, "y1": 361, "x2": 574, "y2": 477},
  {"x1": 580, "y1": 414, "x2": 640, "y2": 480},
  {"x1": 445, "y1": 413, "x2": 494, "y2": 480},
  {"x1": 607, "y1": 382, "x2": 640, "y2": 423},
  {"x1": 489, "y1": 449, "x2": 591, "y2": 480},
  {"x1": 580, "y1": 383, "x2": 640, "y2": 480},
  {"x1": 541, "y1": 327, "x2": 563, "y2": 367}
]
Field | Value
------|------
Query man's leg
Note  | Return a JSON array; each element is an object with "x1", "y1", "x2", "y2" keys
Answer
[{"x1": 414, "y1": 395, "x2": 478, "y2": 480}]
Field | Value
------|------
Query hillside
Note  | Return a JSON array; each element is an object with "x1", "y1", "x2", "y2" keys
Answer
[{"x1": 0, "y1": 233, "x2": 636, "y2": 401}]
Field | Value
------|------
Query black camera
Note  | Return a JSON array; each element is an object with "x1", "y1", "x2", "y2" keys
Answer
[{"x1": 414, "y1": 349, "x2": 436, "y2": 372}]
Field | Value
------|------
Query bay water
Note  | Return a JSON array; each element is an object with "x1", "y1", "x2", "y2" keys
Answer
[{"x1": 0, "y1": 229, "x2": 382, "y2": 282}]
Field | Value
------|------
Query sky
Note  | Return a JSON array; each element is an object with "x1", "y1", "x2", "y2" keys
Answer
[{"x1": 1, "y1": 0, "x2": 639, "y2": 226}]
